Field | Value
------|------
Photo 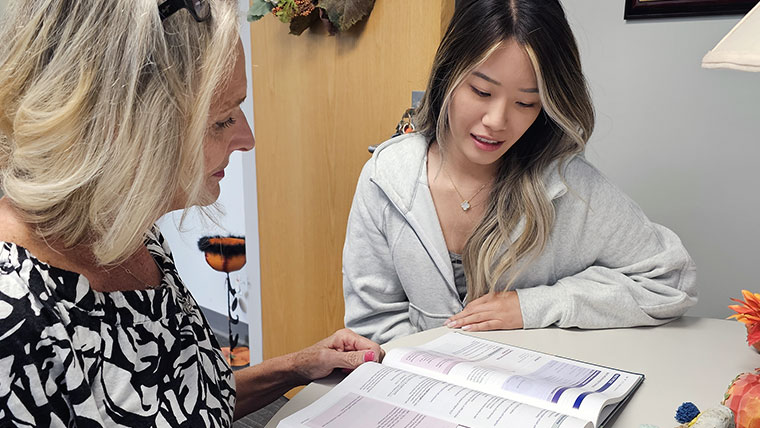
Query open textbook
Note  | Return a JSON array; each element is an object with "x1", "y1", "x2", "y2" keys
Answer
[{"x1": 278, "y1": 332, "x2": 643, "y2": 428}]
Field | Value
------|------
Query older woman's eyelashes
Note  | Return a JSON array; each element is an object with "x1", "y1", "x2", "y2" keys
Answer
[{"x1": 215, "y1": 117, "x2": 236, "y2": 129}]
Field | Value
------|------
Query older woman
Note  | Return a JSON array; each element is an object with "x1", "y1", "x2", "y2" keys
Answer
[{"x1": 0, "y1": 0, "x2": 382, "y2": 426}]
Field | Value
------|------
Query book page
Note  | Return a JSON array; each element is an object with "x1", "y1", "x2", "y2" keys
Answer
[
  {"x1": 278, "y1": 362, "x2": 592, "y2": 428},
  {"x1": 382, "y1": 333, "x2": 643, "y2": 427}
]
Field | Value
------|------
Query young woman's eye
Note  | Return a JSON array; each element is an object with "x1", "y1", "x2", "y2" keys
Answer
[
  {"x1": 470, "y1": 85, "x2": 490, "y2": 97},
  {"x1": 215, "y1": 117, "x2": 236, "y2": 129},
  {"x1": 516, "y1": 102, "x2": 536, "y2": 108}
]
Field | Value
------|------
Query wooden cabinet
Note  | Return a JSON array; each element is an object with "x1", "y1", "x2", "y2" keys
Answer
[{"x1": 250, "y1": 1, "x2": 453, "y2": 369}]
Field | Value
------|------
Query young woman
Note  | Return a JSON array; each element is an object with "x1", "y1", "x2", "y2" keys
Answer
[
  {"x1": 0, "y1": 0, "x2": 381, "y2": 426},
  {"x1": 343, "y1": 0, "x2": 697, "y2": 344}
]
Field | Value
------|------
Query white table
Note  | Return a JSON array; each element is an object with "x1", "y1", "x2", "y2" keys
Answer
[{"x1": 264, "y1": 317, "x2": 759, "y2": 427}]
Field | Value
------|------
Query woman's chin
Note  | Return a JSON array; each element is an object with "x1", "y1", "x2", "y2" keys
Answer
[
  {"x1": 200, "y1": 184, "x2": 221, "y2": 206},
  {"x1": 169, "y1": 186, "x2": 220, "y2": 211}
]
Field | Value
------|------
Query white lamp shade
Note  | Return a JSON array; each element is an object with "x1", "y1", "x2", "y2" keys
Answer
[{"x1": 702, "y1": 1, "x2": 760, "y2": 72}]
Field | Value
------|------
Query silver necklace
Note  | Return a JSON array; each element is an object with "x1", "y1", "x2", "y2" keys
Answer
[{"x1": 443, "y1": 168, "x2": 489, "y2": 212}]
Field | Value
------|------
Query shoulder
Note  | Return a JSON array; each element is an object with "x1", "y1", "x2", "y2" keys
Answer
[
  {"x1": 364, "y1": 133, "x2": 428, "y2": 179},
  {"x1": 552, "y1": 155, "x2": 607, "y2": 188},
  {"x1": 353, "y1": 133, "x2": 428, "y2": 210},
  {"x1": 549, "y1": 155, "x2": 635, "y2": 205},
  {"x1": 1, "y1": 241, "x2": 40, "y2": 302},
  {"x1": 548, "y1": 155, "x2": 657, "y2": 235},
  {"x1": 0, "y1": 244, "x2": 33, "y2": 310},
  {"x1": 372, "y1": 132, "x2": 428, "y2": 161},
  {"x1": 0, "y1": 242, "x2": 69, "y2": 350},
  {"x1": 0, "y1": 258, "x2": 73, "y2": 424}
]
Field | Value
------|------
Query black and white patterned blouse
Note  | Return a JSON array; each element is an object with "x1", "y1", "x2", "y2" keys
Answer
[{"x1": 0, "y1": 226, "x2": 235, "y2": 427}]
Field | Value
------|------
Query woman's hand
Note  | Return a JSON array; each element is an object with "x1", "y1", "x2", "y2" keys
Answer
[
  {"x1": 233, "y1": 328, "x2": 383, "y2": 419},
  {"x1": 445, "y1": 291, "x2": 524, "y2": 331},
  {"x1": 290, "y1": 328, "x2": 384, "y2": 382}
]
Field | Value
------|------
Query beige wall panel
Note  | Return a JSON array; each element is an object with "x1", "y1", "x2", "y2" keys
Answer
[{"x1": 251, "y1": 1, "x2": 452, "y2": 362}]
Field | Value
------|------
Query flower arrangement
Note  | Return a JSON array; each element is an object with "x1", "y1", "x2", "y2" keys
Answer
[
  {"x1": 728, "y1": 289, "x2": 760, "y2": 351},
  {"x1": 248, "y1": 0, "x2": 376, "y2": 36}
]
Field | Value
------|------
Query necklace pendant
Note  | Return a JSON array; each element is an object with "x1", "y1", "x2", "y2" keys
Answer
[{"x1": 460, "y1": 200, "x2": 471, "y2": 211}]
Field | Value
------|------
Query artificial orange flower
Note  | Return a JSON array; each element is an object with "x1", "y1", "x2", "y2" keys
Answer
[{"x1": 728, "y1": 290, "x2": 760, "y2": 347}]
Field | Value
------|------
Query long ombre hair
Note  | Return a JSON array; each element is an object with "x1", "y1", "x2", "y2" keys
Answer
[
  {"x1": 414, "y1": 0, "x2": 595, "y2": 299},
  {"x1": 0, "y1": 0, "x2": 239, "y2": 264}
]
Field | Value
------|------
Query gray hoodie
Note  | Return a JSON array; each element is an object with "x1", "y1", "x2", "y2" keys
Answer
[{"x1": 343, "y1": 133, "x2": 697, "y2": 344}]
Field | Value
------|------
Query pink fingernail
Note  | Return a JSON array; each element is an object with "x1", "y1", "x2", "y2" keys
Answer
[{"x1": 364, "y1": 351, "x2": 375, "y2": 362}]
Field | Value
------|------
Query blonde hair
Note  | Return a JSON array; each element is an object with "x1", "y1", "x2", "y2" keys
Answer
[
  {"x1": 0, "y1": 0, "x2": 240, "y2": 264},
  {"x1": 414, "y1": 0, "x2": 595, "y2": 299}
]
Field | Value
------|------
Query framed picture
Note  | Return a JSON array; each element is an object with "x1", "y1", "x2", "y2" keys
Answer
[{"x1": 624, "y1": 0, "x2": 759, "y2": 19}]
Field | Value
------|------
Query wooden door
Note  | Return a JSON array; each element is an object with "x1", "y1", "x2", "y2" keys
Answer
[{"x1": 251, "y1": 0, "x2": 454, "y2": 368}]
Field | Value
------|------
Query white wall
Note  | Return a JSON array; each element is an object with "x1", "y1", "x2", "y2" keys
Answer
[
  {"x1": 239, "y1": 9, "x2": 264, "y2": 366},
  {"x1": 158, "y1": 1, "x2": 263, "y2": 364},
  {"x1": 560, "y1": 1, "x2": 760, "y2": 318}
]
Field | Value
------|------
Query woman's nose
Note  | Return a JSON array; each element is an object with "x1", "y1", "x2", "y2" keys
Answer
[
  {"x1": 234, "y1": 113, "x2": 255, "y2": 152},
  {"x1": 481, "y1": 101, "x2": 509, "y2": 132}
]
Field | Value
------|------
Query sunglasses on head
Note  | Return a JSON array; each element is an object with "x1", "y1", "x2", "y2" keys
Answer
[{"x1": 158, "y1": 0, "x2": 211, "y2": 22}]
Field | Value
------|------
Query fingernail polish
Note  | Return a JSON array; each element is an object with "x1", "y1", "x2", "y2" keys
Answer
[
  {"x1": 364, "y1": 351, "x2": 375, "y2": 362},
  {"x1": 462, "y1": 325, "x2": 471, "y2": 331}
]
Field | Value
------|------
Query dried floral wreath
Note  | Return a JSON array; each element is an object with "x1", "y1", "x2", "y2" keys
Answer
[{"x1": 247, "y1": 0, "x2": 376, "y2": 35}]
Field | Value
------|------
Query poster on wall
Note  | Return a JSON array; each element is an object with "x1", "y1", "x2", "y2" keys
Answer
[{"x1": 624, "y1": 0, "x2": 759, "y2": 19}]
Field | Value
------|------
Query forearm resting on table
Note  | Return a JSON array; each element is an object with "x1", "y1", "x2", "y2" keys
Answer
[{"x1": 233, "y1": 353, "x2": 305, "y2": 420}]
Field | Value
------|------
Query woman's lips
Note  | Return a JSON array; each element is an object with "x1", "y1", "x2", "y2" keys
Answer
[
  {"x1": 471, "y1": 134, "x2": 504, "y2": 152},
  {"x1": 213, "y1": 170, "x2": 225, "y2": 178}
]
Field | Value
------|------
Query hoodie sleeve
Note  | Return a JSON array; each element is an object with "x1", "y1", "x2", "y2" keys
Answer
[
  {"x1": 516, "y1": 159, "x2": 698, "y2": 329},
  {"x1": 342, "y1": 163, "x2": 417, "y2": 344}
]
